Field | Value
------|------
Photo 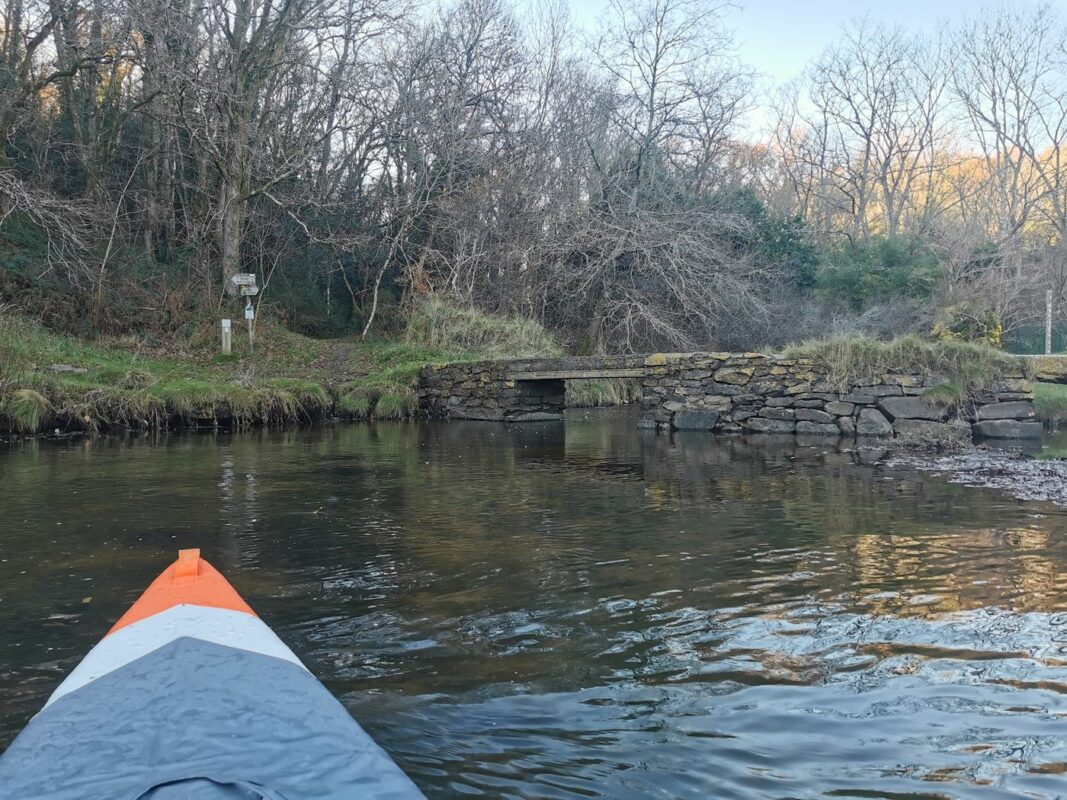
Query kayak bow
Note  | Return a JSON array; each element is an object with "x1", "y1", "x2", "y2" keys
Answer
[{"x1": 0, "y1": 549, "x2": 425, "y2": 800}]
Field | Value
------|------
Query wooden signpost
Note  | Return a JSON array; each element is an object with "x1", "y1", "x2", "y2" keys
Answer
[{"x1": 227, "y1": 274, "x2": 259, "y2": 354}]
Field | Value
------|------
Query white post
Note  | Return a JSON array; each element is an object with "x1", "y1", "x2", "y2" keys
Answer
[
  {"x1": 1046, "y1": 289, "x2": 1054, "y2": 355},
  {"x1": 245, "y1": 301, "x2": 255, "y2": 354},
  {"x1": 220, "y1": 319, "x2": 232, "y2": 355}
]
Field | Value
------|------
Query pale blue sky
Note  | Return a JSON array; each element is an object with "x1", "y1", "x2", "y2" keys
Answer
[{"x1": 565, "y1": 0, "x2": 1046, "y2": 82}]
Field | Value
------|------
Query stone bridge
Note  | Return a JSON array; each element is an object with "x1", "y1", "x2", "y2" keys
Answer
[
  {"x1": 418, "y1": 354, "x2": 654, "y2": 423},
  {"x1": 418, "y1": 353, "x2": 1067, "y2": 441}
]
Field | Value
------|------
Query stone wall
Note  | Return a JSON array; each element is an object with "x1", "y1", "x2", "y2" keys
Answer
[
  {"x1": 418, "y1": 361, "x2": 569, "y2": 422},
  {"x1": 637, "y1": 353, "x2": 1040, "y2": 440},
  {"x1": 418, "y1": 352, "x2": 1041, "y2": 440}
]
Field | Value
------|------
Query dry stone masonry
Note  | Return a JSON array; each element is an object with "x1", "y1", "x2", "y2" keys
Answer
[
  {"x1": 418, "y1": 353, "x2": 1041, "y2": 441},
  {"x1": 636, "y1": 352, "x2": 1038, "y2": 440},
  {"x1": 418, "y1": 355, "x2": 649, "y2": 422}
]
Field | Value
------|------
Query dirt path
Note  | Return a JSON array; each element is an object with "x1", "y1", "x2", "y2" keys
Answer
[{"x1": 293, "y1": 339, "x2": 364, "y2": 385}]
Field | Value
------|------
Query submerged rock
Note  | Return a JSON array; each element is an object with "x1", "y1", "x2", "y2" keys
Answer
[
  {"x1": 671, "y1": 409, "x2": 719, "y2": 431},
  {"x1": 795, "y1": 408, "x2": 834, "y2": 424},
  {"x1": 796, "y1": 421, "x2": 839, "y2": 436},
  {"x1": 744, "y1": 417, "x2": 795, "y2": 434}
]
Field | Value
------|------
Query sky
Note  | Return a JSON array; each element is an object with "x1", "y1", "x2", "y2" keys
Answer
[{"x1": 565, "y1": 0, "x2": 1013, "y2": 83}]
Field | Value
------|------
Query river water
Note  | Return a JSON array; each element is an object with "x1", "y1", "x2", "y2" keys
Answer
[{"x1": 2, "y1": 408, "x2": 1067, "y2": 799}]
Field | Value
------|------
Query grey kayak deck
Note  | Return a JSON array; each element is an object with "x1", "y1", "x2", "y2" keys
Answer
[{"x1": 0, "y1": 637, "x2": 425, "y2": 800}]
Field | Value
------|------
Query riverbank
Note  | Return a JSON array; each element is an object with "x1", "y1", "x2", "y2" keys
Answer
[
  {"x1": 0, "y1": 303, "x2": 634, "y2": 437},
  {"x1": 0, "y1": 314, "x2": 331, "y2": 434},
  {"x1": 1, "y1": 305, "x2": 1057, "y2": 441},
  {"x1": 0, "y1": 315, "x2": 486, "y2": 435}
]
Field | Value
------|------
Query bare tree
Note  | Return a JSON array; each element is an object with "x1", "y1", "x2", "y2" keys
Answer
[
  {"x1": 777, "y1": 21, "x2": 947, "y2": 242},
  {"x1": 951, "y1": 3, "x2": 1059, "y2": 245}
]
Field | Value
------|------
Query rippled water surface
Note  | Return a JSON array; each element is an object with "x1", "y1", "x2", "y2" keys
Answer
[{"x1": 3, "y1": 408, "x2": 1067, "y2": 798}]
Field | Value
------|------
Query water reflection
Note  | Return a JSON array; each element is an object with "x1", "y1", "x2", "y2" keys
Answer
[{"x1": 2, "y1": 409, "x2": 1067, "y2": 798}]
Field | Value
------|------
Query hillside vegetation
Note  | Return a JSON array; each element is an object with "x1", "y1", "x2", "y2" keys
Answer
[
  {"x1": 3, "y1": 0, "x2": 1067, "y2": 360},
  {"x1": 3, "y1": 0, "x2": 1065, "y2": 436}
]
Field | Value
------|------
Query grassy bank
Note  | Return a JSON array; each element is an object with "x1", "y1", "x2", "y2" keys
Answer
[
  {"x1": 1034, "y1": 383, "x2": 1067, "y2": 431},
  {"x1": 0, "y1": 314, "x2": 337, "y2": 433},
  {"x1": 333, "y1": 298, "x2": 561, "y2": 421},
  {"x1": 0, "y1": 298, "x2": 633, "y2": 435},
  {"x1": 783, "y1": 335, "x2": 1026, "y2": 404}
]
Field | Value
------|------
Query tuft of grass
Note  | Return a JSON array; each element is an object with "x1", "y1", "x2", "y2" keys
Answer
[
  {"x1": 567, "y1": 379, "x2": 643, "y2": 408},
  {"x1": 0, "y1": 388, "x2": 52, "y2": 432},
  {"x1": 75, "y1": 387, "x2": 168, "y2": 431},
  {"x1": 336, "y1": 345, "x2": 443, "y2": 419},
  {"x1": 264, "y1": 378, "x2": 331, "y2": 419},
  {"x1": 373, "y1": 391, "x2": 417, "y2": 420},
  {"x1": 149, "y1": 379, "x2": 221, "y2": 419},
  {"x1": 922, "y1": 382, "x2": 968, "y2": 410},
  {"x1": 120, "y1": 369, "x2": 154, "y2": 390},
  {"x1": 226, "y1": 385, "x2": 275, "y2": 425},
  {"x1": 406, "y1": 296, "x2": 562, "y2": 360},
  {"x1": 1034, "y1": 383, "x2": 1067, "y2": 431},
  {"x1": 783, "y1": 335, "x2": 1025, "y2": 394},
  {"x1": 261, "y1": 386, "x2": 300, "y2": 423},
  {"x1": 338, "y1": 384, "x2": 377, "y2": 418}
]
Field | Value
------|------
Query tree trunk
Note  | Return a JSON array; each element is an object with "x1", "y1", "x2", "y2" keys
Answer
[{"x1": 219, "y1": 180, "x2": 241, "y2": 295}]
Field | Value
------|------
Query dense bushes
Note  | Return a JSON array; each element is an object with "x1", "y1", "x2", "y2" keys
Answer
[
  {"x1": 716, "y1": 189, "x2": 820, "y2": 291},
  {"x1": 817, "y1": 238, "x2": 943, "y2": 310}
]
